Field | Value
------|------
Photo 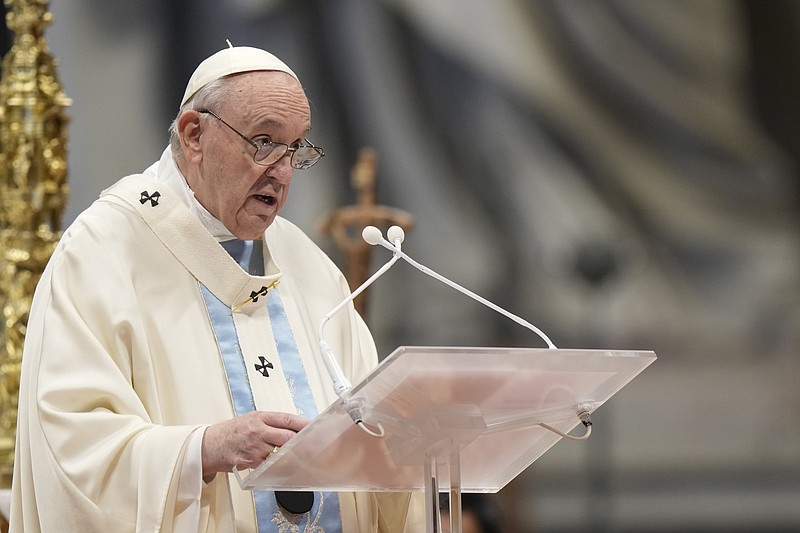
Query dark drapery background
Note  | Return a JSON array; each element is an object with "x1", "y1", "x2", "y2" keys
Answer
[{"x1": 7, "y1": 1, "x2": 799, "y2": 530}]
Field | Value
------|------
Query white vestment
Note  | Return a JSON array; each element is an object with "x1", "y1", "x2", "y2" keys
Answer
[{"x1": 10, "y1": 152, "x2": 420, "y2": 532}]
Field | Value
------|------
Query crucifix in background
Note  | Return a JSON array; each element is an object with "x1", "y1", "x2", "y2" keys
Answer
[{"x1": 318, "y1": 148, "x2": 414, "y2": 317}]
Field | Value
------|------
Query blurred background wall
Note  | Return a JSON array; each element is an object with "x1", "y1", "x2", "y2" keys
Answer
[{"x1": 6, "y1": 0, "x2": 799, "y2": 530}]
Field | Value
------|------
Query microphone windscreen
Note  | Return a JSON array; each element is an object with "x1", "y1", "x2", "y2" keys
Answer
[
  {"x1": 387, "y1": 226, "x2": 405, "y2": 244},
  {"x1": 362, "y1": 226, "x2": 383, "y2": 245}
]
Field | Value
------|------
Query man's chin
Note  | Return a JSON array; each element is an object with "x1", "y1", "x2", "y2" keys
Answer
[
  {"x1": 229, "y1": 221, "x2": 271, "y2": 240},
  {"x1": 226, "y1": 209, "x2": 276, "y2": 239}
]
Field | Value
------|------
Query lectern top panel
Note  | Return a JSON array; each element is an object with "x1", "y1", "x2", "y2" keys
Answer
[{"x1": 239, "y1": 347, "x2": 656, "y2": 492}]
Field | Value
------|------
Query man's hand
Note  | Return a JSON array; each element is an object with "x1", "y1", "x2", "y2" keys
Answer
[{"x1": 201, "y1": 411, "x2": 310, "y2": 477}]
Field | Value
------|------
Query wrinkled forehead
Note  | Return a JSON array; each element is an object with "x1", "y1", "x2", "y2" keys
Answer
[
  {"x1": 223, "y1": 72, "x2": 312, "y2": 132},
  {"x1": 225, "y1": 71, "x2": 310, "y2": 111}
]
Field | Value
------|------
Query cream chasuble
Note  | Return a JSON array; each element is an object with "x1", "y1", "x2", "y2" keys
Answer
[{"x1": 10, "y1": 170, "x2": 420, "y2": 532}]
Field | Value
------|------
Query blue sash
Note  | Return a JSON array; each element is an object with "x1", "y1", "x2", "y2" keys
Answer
[{"x1": 201, "y1": 240, "x2": 342, "y2": 532}]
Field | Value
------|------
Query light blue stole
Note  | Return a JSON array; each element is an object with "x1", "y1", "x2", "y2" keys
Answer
[{"x1": 201, "y1": 239, "x2": 342, "y2": 532}]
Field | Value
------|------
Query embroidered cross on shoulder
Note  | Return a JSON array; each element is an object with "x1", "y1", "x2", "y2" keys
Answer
[{"x1": 139, "y1": 190, "x2": 161, "y2": 207}]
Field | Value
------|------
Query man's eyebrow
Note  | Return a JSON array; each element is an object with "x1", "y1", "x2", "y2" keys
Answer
[
  {"x1": 253, "y1": 120, "x2": 310, "y2": 135},
  {"x1": 251, "y1": 117, "x2": 312, "y2": 141},
  {"x1": 257, "y1": 119, "x2": 282, "y2": 129}
]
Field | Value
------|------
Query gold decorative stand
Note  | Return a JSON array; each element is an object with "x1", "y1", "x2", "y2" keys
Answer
[{"x1": 0, "y1": 0, "x2": 70, "y2": 489}]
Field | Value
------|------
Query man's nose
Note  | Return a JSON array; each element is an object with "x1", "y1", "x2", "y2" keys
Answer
[{"x1": 269, "y1": 153, "x2": 294, "y2": 183}]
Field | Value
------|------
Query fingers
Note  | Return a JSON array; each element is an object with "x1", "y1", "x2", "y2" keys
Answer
[
  {"x1": 257, "y1": 411, "x2": 310, "y2": 434},
  {"x1": 201, "y1": 411, "x2": 312, "y2": 476},
  {"x1": 235, "y1": 412, "x2": 310, "y2": 468},
  {"x1": 246, "y1": 411, "x2": 310, "y2": 452}
]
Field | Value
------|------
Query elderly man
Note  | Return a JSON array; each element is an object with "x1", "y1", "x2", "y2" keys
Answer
[{"x1": 11, "y1": 45, "x2": 419, "y2": 532}]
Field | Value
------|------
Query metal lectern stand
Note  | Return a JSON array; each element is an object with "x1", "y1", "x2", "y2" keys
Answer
[{"x1": 237, "y1": 346, "x2": 656, "y2": 532}]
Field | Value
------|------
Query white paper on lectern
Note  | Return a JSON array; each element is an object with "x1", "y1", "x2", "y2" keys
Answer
[{"x1": 239, "y1": 346, "x2": 656, "y2": 493}]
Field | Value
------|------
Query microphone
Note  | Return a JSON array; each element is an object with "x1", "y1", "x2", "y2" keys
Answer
[
  {"x1": 361, "y1": 225, "x2": 384, "y2": 246},
  {"x1": 364, "y1": 225, "x2": 557, "y2": 349},
  {"x1": 317, "y1": 226, "x2": 405, "y2": 433},
  {"x1": 318, "y1": 225, "x2": 555, "y2": 436}
]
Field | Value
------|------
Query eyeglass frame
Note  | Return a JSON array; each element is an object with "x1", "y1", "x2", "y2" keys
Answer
[{"x1": 198, "y1": 109, "x2": 325, "y2": 170}]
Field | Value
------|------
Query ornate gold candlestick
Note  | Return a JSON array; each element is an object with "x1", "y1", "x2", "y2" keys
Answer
[{"x1": 0, "y1": 0, "x2": 70, "y2": 487}]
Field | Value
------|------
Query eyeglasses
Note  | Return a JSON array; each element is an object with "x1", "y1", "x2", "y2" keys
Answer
[{"x1": 199, "y1": 109, "x2": 325, "y2": 170}]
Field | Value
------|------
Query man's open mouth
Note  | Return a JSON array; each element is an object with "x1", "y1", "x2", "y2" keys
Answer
[{"x1": 255, "y1": 194, "x2": 277, "y2": 206}]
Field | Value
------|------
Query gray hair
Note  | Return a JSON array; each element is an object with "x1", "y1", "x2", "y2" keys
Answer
[{"x1": 168, "y1": 77, "x2": 232, "y2": 163}]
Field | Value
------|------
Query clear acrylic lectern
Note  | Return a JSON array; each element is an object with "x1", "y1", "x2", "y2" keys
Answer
[{"x1": 237, "y1": 346, "x2": 656, "y2": 532}]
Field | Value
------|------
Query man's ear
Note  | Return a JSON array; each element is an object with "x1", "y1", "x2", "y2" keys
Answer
[{"x1": 178, "y1": 110, "x2": 203, "y2": 164}]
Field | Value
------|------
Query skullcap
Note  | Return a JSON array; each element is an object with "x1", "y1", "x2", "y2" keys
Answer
[{"x1": 180, "y1": 44, "x2": 299, "y2": 107}]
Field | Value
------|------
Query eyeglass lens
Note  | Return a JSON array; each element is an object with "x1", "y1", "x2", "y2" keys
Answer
[{"x1": 255, "y1": 144, "x2": 322, "y2": 170}]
